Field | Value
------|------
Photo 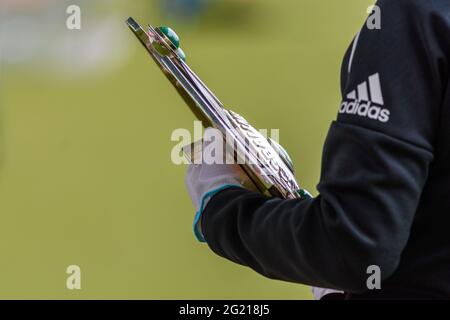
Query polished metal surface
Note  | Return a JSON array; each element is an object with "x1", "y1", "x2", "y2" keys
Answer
[{"x1": 126, "y1": 17, "x2": 303, "y2": 199}]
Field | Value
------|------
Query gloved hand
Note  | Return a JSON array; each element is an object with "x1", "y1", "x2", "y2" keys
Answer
[
  {"x1": 185, "y1": 162, "x2": 257, "y2": 242},
  {"x1": 185, "y1": 128, "x2": 258, "y2": 242}
]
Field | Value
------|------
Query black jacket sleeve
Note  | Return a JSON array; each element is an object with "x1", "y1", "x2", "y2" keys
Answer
[{"x1": 201, "y1": 0, "x2": 449, "y2": 293}]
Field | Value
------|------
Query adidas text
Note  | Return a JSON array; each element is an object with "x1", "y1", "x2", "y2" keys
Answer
[{"x1": 339, "y1": 100, "x2": 390, "y2": 123}]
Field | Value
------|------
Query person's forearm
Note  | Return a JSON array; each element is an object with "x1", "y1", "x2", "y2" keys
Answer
[{"x1": 202, "y1": 122, "x2": 432, "y2": 293}]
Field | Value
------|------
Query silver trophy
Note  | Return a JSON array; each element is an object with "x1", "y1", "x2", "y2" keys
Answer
[{"x1": 126, "y1": 17, "x2": 307, "y2": 200}]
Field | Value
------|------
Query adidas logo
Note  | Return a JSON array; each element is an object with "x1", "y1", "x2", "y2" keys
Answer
[{"x1": 339, "y1": 73, "x2": 390, "y2": 123}]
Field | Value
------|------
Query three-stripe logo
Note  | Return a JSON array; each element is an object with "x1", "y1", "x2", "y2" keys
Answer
[{"x1": 339, "y1": 73, "x2": 390, "y2": 123}]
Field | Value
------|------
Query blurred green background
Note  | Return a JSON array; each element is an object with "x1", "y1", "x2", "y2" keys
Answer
[{"x1": 0, "y1": 0, "x2": 372, "y2": 299}]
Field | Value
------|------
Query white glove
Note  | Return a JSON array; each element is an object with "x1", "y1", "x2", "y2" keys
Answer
[
  {"x1": 186, "y1": 163, "x2": 252, "y2": 211},
  {"x1": 185, "y1": 162, "x2": 257, "y2": 242}
]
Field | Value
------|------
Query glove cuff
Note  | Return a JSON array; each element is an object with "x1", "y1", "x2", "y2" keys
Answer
[{"x1": 193, "y1": 184, "x2": 243, "y2": 242}]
